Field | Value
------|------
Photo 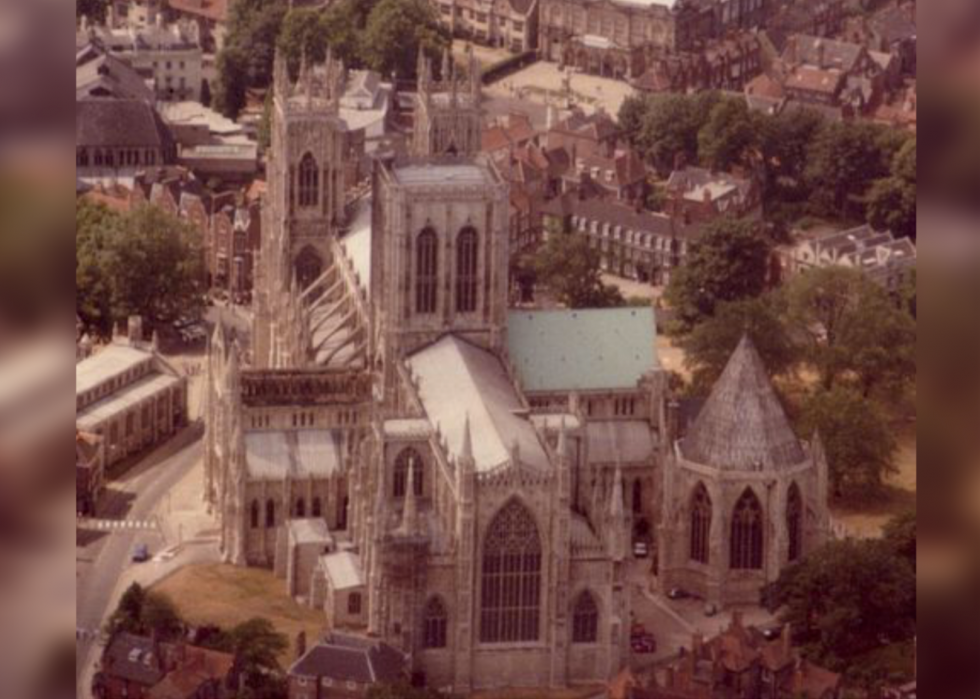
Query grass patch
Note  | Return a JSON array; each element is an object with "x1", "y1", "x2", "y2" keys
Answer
[{"x1": 151, "y1": 562, "x2": 326, "y2": 666}]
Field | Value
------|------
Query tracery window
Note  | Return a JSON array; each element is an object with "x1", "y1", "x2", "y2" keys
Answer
[
  {"x1": 266, "y1": 499, "x2": 276, "y2": 528},
  {"x1": 312, "y1": 497, "x2": 322, "y2": 518},
  {"x1": 347, "y1": 592, "x2": 362, "y2": 615},
  {"x1": 250, "y1": 500, "x2": 260, "y2": 529},
  {"x1": 393, "y1": 448, "x2": 424, "y2": 498},
  {"x1": 456, "y1": 227, "x2": 478, "y2": 313},
  {"x1": 295, "y1": 246, "x2": 323, "y2": 290},
  {"x1": 415, "y1": 228, "x2": 438, "y2": 314},
  {"x1": 787, "y1": 483, "x2": 803, "y2": 562},
  {"x1": 571, "y1": 591, "x2": 598, "y2": 643},
  {"x1": 480, "y1": 499, "x2": 541, "y2": 643},
  {"x1": 295, "y1": 498, "x2": 306, "y2": 518},
  {"x1": 423, "y1": 597, "x2": 448, "y2": 649},
  {"x1": 690, "y1": 483, "x2": 711, "y2": 564},
  {"x1": 730, "y1": 488, "x2": 763, "y2": 570},
  {"x1": 298, "y1": 152, "x2": 319, "y2": 208}
]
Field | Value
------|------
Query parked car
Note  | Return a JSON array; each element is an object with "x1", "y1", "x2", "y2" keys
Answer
[
  {"x1": 630, "y1": 633, "x2": 657, "y2": 654},
  {"x1": 132, "y1": 543, "x2": 150, "y2": 563},
  {"x1": 633, "y1": 541, "x2": 649, "y2": 558},
  {"x1": 760, "y1": 623, "x2": 784, "y2": 641},
  {"x1": 667, "y1": 587, "x2": 690, "y2": 600},
  {"x1": 703, "y1": 602, "x2": 718, "y2": 617}
]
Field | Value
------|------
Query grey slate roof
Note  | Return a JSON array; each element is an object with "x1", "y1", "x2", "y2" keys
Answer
[
  {"x1": 104, "y1": 633, "x2": 165, "y2": 686},
  {"x1": 76, "y1": 98, "x2": 174, "y2": 149},
  {"x1": 681, "y1": 336, "x2": 804, "y2": 470},
  {"x1": 289, "y1": 633, "x2": 407, "y2": 684}
]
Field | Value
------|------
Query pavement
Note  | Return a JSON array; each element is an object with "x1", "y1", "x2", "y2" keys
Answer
[
  {"x1": 484, "y1": 61, "x2": 636, "y2": 117},
  {"x1": 75, "y1": 426, "x2": 218, "y2": 699}
]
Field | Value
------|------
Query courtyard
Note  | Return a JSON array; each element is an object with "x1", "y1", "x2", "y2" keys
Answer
[{"x1": 484, "y1": 61, "x2": 636, "y2": 118}]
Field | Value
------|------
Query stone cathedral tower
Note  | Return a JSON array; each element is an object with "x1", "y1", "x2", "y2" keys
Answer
[
  {"x1": 254, "y1": 52, "x2": 348, "y2": 366},
  {"x1": 413, "y1": 47, "x2": 483, "y2": 157}
]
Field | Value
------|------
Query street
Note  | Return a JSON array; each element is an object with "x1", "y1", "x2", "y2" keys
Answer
[{"x1": 75, "y1": 427, "x2": 204, "y2": 693}]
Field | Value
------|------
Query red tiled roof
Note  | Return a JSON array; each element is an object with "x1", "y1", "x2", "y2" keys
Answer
[
  {"x1": 784, "y1": 66, "x2": 843, "y2": 94},
  {"x1": 745, "y1": 72, "x2": 786, "y2": 99},
  {"x1": 166, "y1": 0, "x2": 229, "y2": 23}
]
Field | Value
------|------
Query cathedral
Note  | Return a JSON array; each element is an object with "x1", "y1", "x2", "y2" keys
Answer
[{"x1": 203, "y1": 46, "x2": 829, "y2": 692}]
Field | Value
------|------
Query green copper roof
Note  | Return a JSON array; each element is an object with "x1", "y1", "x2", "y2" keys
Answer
[{"x1": 506, "y1": 307, "x2": 658, "y2": 393}]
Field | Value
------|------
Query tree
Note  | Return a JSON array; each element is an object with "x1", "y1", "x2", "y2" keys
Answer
[
  {"x1": 804, "y1": 121, "x2": 897, "y2": 220},
  {"x1": 362, "y1": 0, "x2": 450, "y2": 80},
  {"x1": 277, "y1": 8, "x2": 331, "y2": 79},
  {"x1": 632, "y1": 92, "x2": 721, "y2": 175},
  {"x1": 533, "y1": 232, "x2": 624, "y2": 308},
  {"x1": 105, "y1": 205, "x2": 205, "y2": 329},
  {"x1": 321, "y1": 0, "x2": 373, "y2": 67},
  {"x1": 214, "y1": 0, "x2": 288, "y2": 118},
  {"x1": 107, "y1": 583, "x2": 147, "y2": 636},
  {"x1": 77, "y1": 0, "x2": 107, "y2": 22},
  {"x1": 697, "y1": 97, "x2": 760, "y2": 171},
  {"x1": 773, "y1": 539, "x2": 915, "y2": 675},
  {"x1": 783, "y1": 266, "x2": 916, "y2": 395},
  {"x1": 798, "y1": 386, "x2": 897, "y2": 496},
  {"x1": 680, "y1": 295, "x2": 799, "y2": 393},
  {"x1": 867, "y1": 138, "x2": 917, "y2": 241},
  {"x1": 200, "y1": 78, "x2": 212, "y2": 108},
  {"x1": 230, "y1": 618, "x2": 289, "y2": 695},
  {"x1": 883, "y1": 510, "x2": 916, "y2": 571},
  {"x1": 664, "y1": 217, "x2": 771, "y2": 332},
  {"x1": 757, "y1": 108, "x2": 825, "y2": 205},
  {"x1": 141, "y1": 593, "x2": 183, "y2": 641},
  {"x1": 76, "y1": 199, "x2": 122, "y2": 338}
]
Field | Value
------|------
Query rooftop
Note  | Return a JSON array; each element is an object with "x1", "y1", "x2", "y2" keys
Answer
[
  {"x1": 290, "y1": 633, "x2": 406, "y2": 684},
  {"x1": 77, "y1": 98, "x2": 175, "y2": 149},
  {"x1": 392, "y1": 161, "x2": 495, "y2": 188},
  {"x1": 507, "y1": 307, "x2": 658, "y2": 393},
  {"x1": 76, "y1": 372, "x2": 183, "y2": 431},
  {"x1": 244, "y1": 430, "x2": 344, "y2": 480},
  {"x1": 319, "y1": 551, "x2": 364, "y2": 590},
  {"x1": 76, "y1": 344, "x2": 155, "y2": 397},
  {"x1": 681, "y1": 336, "x2": 805, "y2": 470},
  {"x1": 407, "y1": 335, "x2": 549, "y2": 473}
]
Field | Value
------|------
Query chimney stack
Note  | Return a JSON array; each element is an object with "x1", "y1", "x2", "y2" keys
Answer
[{"x1": 127, "y1": 315, "x2": 144, "y2": 344}]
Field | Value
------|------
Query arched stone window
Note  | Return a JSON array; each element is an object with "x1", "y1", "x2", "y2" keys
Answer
[
  {"x1": 347, "y1": 592, "x2": 362, "y2": 615},
  {"x1": 787, "y1": 483, "x2": 803, "y2": 562},
  {"x1": 423, "y1": 597, "x2": 448, "y2": 649},
  {"x1": 571, "y1": 591, "x2": 598, "y2": 643},
  {"x1": 295, "y1": 246, "x2": 323, "y2": 290},
  {"x1": 298, "y1": 153, "x2": 319, "y2": 208},
  {"x1": 250, "y1": 500, "x2": 260, "y2": 529},
  {"x1": 312, "y1": 497, "x2": 322, "y2": 518},
  {"x1": 415, "y1": 228, "x2": 438, "y2": 314},
  {"x1": 690, "y1": 483, "x2": 711, "y2": 564},
  {"x1": 456, "y1": 227, "x2": 478, "y2": 313},
  {"x1": 730, "y1": 488, "x2": 763, "y2": 570},
  {"x1": 266, "y1": 499, "x2": 276, "y2": 528},
  {"x1": 632, "y1": 479, "x2": 643, "y2": 514},
  {"x1": 393, "y1": 448, "x2": 424, "y2": 498},
  {"x1": 480, "y1": 499, "x2": 542, "y2": 643},
  {"x1": 295, "y1": 498, "x2": 306, "y2": 518}
]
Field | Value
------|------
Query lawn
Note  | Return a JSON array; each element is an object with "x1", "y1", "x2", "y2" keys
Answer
[{"x1": 151, "y1": 562, "x2": 326, "y2": 666}]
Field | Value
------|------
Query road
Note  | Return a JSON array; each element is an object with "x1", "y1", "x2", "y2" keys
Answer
[{"x1": 75, "y1": 428, "x2": 203, "y2": 690}]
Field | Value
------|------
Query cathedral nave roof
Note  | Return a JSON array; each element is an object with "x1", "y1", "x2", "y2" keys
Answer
[
  {"x1": 244, "y1": 429, "x2": 344, "y2": 479},
  {"x1": 407, "y1": 335, "x2": 549, "y2": 473},
  {"x1": 586, "y1": 420, "x2": 656, "y2": 466}
]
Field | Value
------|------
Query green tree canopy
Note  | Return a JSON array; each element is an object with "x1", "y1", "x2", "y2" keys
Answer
[
  {"x1": 773, "y1": 539, "x2": 915, "y2": 676},
  {"x1": 230, "y1": 618, "x2": 289, "y2": 685},
  {"x1": 619, "y1": 92, "x2": 721, "y2": 175},
  {"x1": 680, "y1": 295, "x2": 799, "y2": 393},
  {"x1": 697, "y1": 96, "x2": 760, "y2": 172},
  {"x1": 277, "y1": 8, "x2": 331, "y2": 79},
  {"x1": 664, "y1": 217, "x2": 772, "y2": 332},
  {"x1": 798, "y1": 386, "x2": 897, "y2": 496},
  {"x1": 883, "y1": 510, "x2": 916, "y2": 571},
  {"x1": 783, "y1": 266, "x2": 916, "y2": 395},
  {"x1": 106, "y1": 583, "x2": 184, "y2": 641},
  {"x1": 804, "y1": 122, "x2": 903, "y2": 220},
  {"x1": 76, "y1": 203, "x2": 205, "y2": 336},
  {"x1": 533, "y1": 232, "x2": 624, "y2": 308},
  {"x1": 362, "y1": 0, "x2": 450, "y2": 80},
  {"x1": 214, "y1": 0, "x2": 288, "y2": 118},
  {"x1": 867, "y1": 138, "x2": 917, "y2": 241}
]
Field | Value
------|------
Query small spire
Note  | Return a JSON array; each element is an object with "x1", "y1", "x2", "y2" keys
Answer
[
  {"x1": 510, "y1": 437, "x2": 521, "y2": 465},
  {"x1": 609, "y1": 456, "x2": 625, "y2": 519},
  {"x1": 461, "y1": 412, "x2": 473, "y2": 462},
  {"x1": 441, "y1": 46, "x2": 451, "y2": 83},
  {"x1": 556, "y1": 417, "x2": 568, "y2": 461},
  {"x1": 398, "y1": 457, "x2": 420, "y2": 537}
]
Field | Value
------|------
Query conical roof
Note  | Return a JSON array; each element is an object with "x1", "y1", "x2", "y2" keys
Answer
[{"x1": 682, "y1": 335, "x2": 804, "y2": 470}]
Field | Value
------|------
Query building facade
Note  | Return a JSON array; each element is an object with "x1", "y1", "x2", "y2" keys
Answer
[{"x1": 205, "y1": 48, "x2": 829, "y2": 693}]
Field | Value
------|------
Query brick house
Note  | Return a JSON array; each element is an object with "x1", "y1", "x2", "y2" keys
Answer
[
  {"x1": 663, "y1": 166, "x2": 762, "y2": 225},
  {"x1": 287, "y1": 633, "x2": 407, "y2": 699}
]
